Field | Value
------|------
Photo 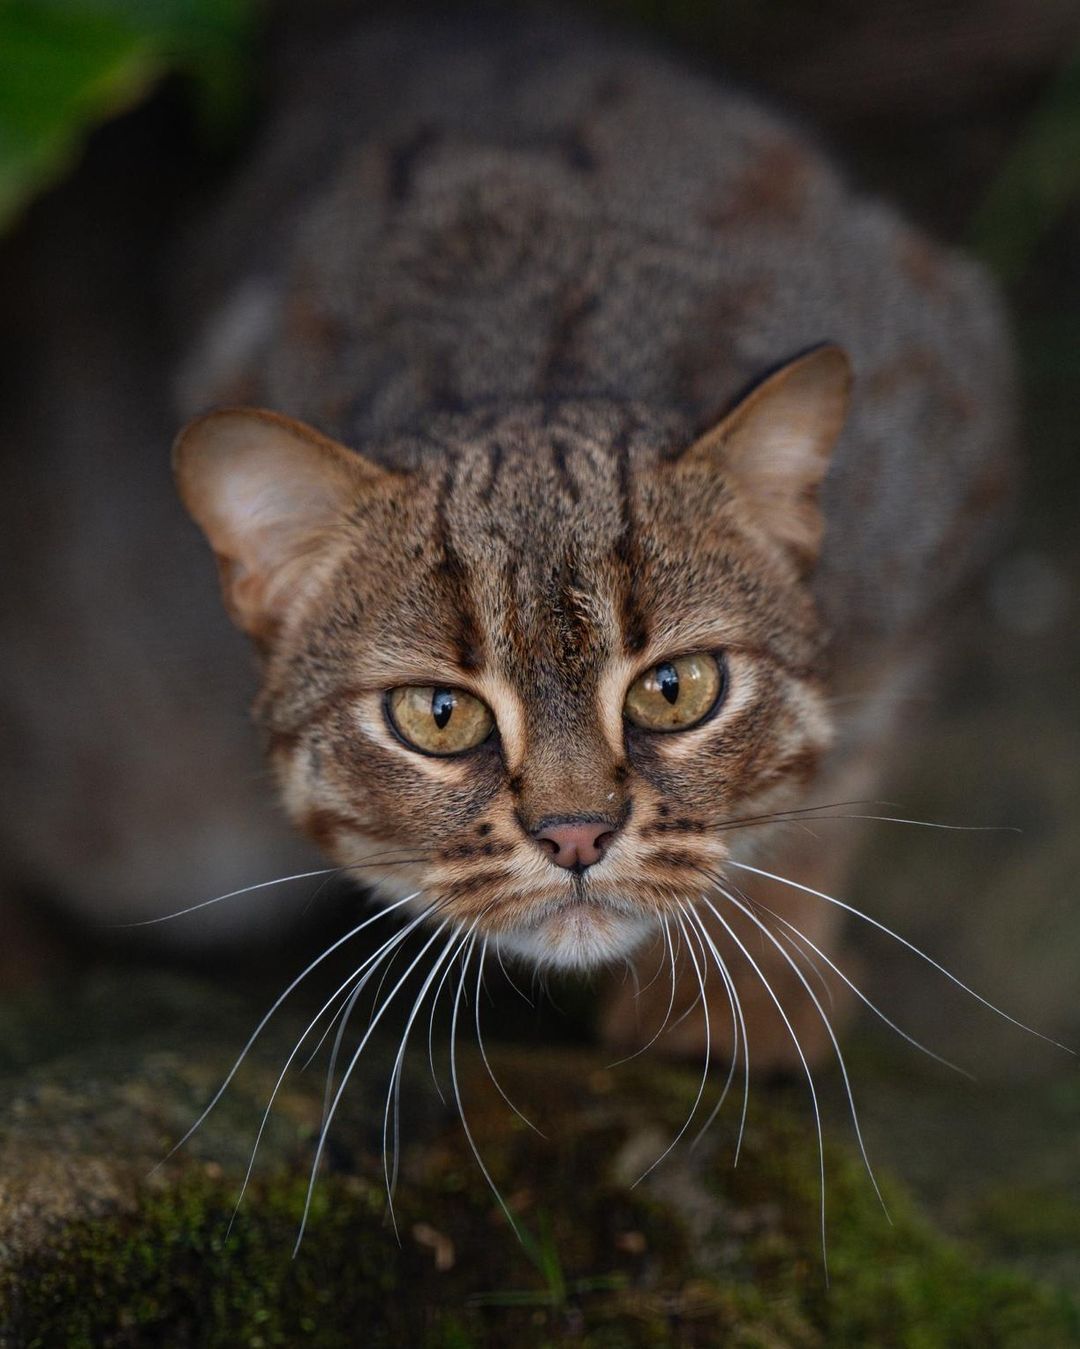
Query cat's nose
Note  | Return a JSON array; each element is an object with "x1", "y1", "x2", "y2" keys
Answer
[{"x1": 533, "y1": 818, "x2": 618, "y2": 871}]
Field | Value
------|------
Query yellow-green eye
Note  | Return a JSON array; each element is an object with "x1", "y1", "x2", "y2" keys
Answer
[
  {"x1": 624, "y1": 653, "x2": 724, "y2": 732},
  {"x1": 387, "y1": 685, "x2": 494, "y2": 755}
]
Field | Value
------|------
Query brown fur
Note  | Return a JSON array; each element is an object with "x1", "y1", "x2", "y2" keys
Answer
[{"x1": 172, "y1": 10, "x2": 1014, "y2": 1064}]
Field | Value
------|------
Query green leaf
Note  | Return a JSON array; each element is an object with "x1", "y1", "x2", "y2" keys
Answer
[{"x1": 0, "y1": 0, "x2": 257, "y2": 232}]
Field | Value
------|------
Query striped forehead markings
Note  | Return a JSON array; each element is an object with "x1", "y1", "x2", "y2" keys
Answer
[
  {"x1": 611, "y1": 420, "x2": 651, "y2": 655},
  {"x1": 434, "y1": 456, "x2": 486, "y2": 671}
]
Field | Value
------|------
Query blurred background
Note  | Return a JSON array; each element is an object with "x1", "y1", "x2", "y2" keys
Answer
[{"x1": 1, "y1": 0, "x2": 1079, "y2": 1333}]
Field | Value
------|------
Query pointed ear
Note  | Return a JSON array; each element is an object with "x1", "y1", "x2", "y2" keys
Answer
[
  {"x1": 682, "y1": 345, "x2": 851, "y2": 570},
  {"x1": 173, "y1": 407, "x2": 384, "y2": 641}
]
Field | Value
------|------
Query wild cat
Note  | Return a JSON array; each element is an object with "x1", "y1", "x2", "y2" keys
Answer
[
  {"x1": 171, "y1": 5, "x2": 1019, "y2": 1095},
  {"x1": 1, "y1": 3, "x2": 1036, "y2": 1220}
]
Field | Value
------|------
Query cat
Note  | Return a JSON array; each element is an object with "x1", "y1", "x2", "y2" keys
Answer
[{"x1": 167, "y1": 7, "x2": 1015, "y2": 1074}]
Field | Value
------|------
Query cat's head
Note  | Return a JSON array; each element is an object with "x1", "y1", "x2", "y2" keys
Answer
[{"x1": 175, "y1": 347, "x2": 848, "y2": 969}]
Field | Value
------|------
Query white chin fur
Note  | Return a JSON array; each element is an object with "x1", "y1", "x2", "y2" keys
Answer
[{"x1": 496, "y1": 906, "x2": 657, "y2": 972}]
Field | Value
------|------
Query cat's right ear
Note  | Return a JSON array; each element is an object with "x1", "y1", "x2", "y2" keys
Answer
[
  {"x1": 174, "y1": 408, "x2": 385, "y2": 642},
  {"x1": 680, "y1": 345, "x2": 851, "y2": 571}
]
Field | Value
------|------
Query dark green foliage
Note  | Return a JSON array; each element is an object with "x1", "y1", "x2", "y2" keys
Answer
[{"x1": 0, "y1": 0, "x2": 256, "y2": 228}]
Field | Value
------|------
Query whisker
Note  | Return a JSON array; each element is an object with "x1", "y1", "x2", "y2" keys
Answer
[
  {"x1": 693, "y1": 891, "x2": 830, "y2": 1279},
  {"x1": 117, "y1": 847, "x2": 431, "y2": 929},
  {"x1": 773, "y1": 922, "x2": 836, "y2": 1010},
  {"x1": 302, "y1": 904, "x2": 437, "y2": 1076},
  {"x1": 296, "y1": 850, "x2": 431, "y2": 919},
  {"x1": 728, "y1": 881, "x2": 972, "y2": 1080},
  {"x1": 495, "y1": 940, "x2": 534, "y2": 1007},
  {"x1": 117, "y1": 867, "x2": 339, "y2": 928},
  {"x1": 632, "y1": 918, "x2": 675, "y2": 1001},
  {"x1": 766, "y1": 813, "x2": 1018, "y2": 835},
  {"x1": 427, "y1": 931, "x2": 472, "y2": 1105},
  {"x1": 382, "y1": 925, "x2": 471, "y2": 1238},
  {"x1": 713, "y1": 798, "x2": 889, "y2": 835},
  {"x1": 474, "y1": 937, "x2": 545, "y2": 1136},
  {"x1": 682, "y1": 905, "x2": 740, "y2": 1118},
  {"x1": 293, "y1": 919, "x2": 452, "y2": 1255},
  {"x1": 385, "y1": 891, "x2": 503, "y2": 1208},
  {"x1": 450, "y1": 936, "x2": 523, "y2": 1241},
  {"x1": 226, "y1": 903, "x2": 440, "y2": 1236},
  {"x1": 605, "y1": 917, "x2": 680, "y2": 1068},
  {"x1": 154, "y1": 890, "x2": 421, "y2": 1171},
  {"x1": 679, "y1": 906, "x2": 749, "y2": 1162},
  {"x1": 631, "y1": 907, "x2": 711, "y2": 1188},
  {"x1": 624, "y1": 957, "x2": 643, "y2": 999},
  {"x1": 315, "y1": 904, "x2": 443, "y2": 1123},
  {"x1": 727, "y1": 860, "x2": 1075, "y2": 1056},
  {"x1": 663, "y1": 912, "x2": 707, "y2": 1037},
  {"x1": 704, "y1": 888, "x2": 888, "y2": 1223}
]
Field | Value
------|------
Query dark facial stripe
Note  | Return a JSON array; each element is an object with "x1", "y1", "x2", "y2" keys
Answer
[
  {"x1": 611, "y1": 422, "x2": 650, "y2": 655},
  {"x1": 434, "y1": 459, "x2": 484, "y2": 671}
]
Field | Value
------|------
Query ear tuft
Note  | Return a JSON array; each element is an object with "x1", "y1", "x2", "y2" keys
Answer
[
  {"x1": 174, "y1": 408, "x2": 381, "y2": 640},
  {"x1": 684, "y1": 344, "x2": 852, "y2": 569}
]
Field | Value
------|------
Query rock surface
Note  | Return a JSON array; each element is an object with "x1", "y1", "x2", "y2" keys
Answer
[{"x1": 1, "y1": 972, "x2": 1077, "y2": 1347}]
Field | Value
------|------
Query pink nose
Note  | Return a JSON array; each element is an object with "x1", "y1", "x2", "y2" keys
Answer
[{"x1": 533, "y1": 819, "x2": 618, "y2": 871}]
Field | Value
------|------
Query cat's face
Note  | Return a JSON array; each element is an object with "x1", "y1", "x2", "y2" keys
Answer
[{"x1": 175, "y1": 348, "x2": 847, "y2": 968}]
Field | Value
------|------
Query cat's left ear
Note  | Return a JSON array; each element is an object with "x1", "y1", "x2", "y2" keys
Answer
[{"x1": 681, "y1": 345, "x2": 851, "y2": 570}]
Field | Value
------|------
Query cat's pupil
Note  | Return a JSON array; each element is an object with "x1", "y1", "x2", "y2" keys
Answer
[
  {"x1": 657, "y1": 662, "x2": 679, "y2": 705},
  {"x1": 431, "y1": 688, "x2": 455, "y2": 729}
]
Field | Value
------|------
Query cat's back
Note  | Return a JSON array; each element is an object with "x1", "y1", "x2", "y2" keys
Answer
[{"x1": 181, "y1": 7, "x2": 1013, "y2": 650}]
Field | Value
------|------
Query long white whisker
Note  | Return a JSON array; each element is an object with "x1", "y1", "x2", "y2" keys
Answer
[
  {"x1": 729, "y1": 882, "x2": 971, "y2": 1080},
  {"x1": 495, "y1": 939, "x2": 534, "y2": 1007},
  {"x1": 425, "y1": 883, "x2": 507, "y2": 1099},
  {"x1": 631, "y1": 908, "x2": 711, "y2": 1188},
  {"x1": 118, "y1": 848, "x2": 433, "y2": 929},
  {"x1": 382, "y1": 925, "x2": 469, "y2": 1238},
  {"x1": 727, "y1": 860, "x2": 1075, "y2": 1055},
  {"x1": 226, "y1": 903, "x2": 438, "y2": 1236},
  {"x1": 427, "y1": 927, "x2": 474, "y2": 1105},
  {"x1": 293, "y1": 918, "x2": 450, "y2": 1255},
  {"x1": 695, "y1": 891, "x2": 829, "y2": 1279},
  {"x1": 779, "y1": 813, "x2": 1020, "y2": 834},
  {"x1": 715, "y1": 798, "x2": 888, "y2": 833},
  {"x1": 682, "y1": 906, "x2": 740, "y2": 1126},
  {"x1": 634, "y1": 921, "x2": 673, "y2": 1000},
  {"x1": 605, "y1": 917, "x2": 681, "y2": 1069},
  {"x1": 450, "y1": 936, "x2": 523, "y2": 1241},
  {"x1": 155, "y1": 891, "x2": 420, "y2": 1170},
  {"x1": 707, "y1": 889, "x2": 888, "y2": 1222},
  {"x1": 305, "y1": 906, "x2": 436, "y2": 1078},
  {"x1": 681, "y1": 907, "x2": 750, "y2": 1162},
  {"x1": 120, "y1": 868, "x2": 340, "y2": 928},
  {"x1": 316, "y1": 906, "x2": 442, "y2": 1119},
  {"x1": 473, "y1": 936, "x2": 545, "y2": 1137},
  {"x1": 774, "y1": 923, "x2": 835, "y2": 1008},
  {"x1": 664, "y1": 918, "x2": 707, "y2": 1036}
]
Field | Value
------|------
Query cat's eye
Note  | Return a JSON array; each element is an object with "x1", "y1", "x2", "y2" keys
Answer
[
  {"x1": 624, "y1": 653, "x2": 725, "y2": 732},
  {"x1": 386, "y1": 685, "x2": 495, "y2": 755}
]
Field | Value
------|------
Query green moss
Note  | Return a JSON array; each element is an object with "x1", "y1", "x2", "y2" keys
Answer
[{"x1": 4, "y1": 1039, "x2": 1077, "y2": 1348}]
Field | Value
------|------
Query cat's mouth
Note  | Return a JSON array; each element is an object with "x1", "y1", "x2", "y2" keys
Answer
[
  {"x1": 493, "y1": 890, "x2": 660, "y2": 971},
  {"x1": 359, "y1": 843, "x2": 725, "y2": 971}
]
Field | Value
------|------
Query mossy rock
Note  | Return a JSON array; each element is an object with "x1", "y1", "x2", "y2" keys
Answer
[{"x1": 0, "y1": 972, "x2": 1076, "y2": 1347}]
